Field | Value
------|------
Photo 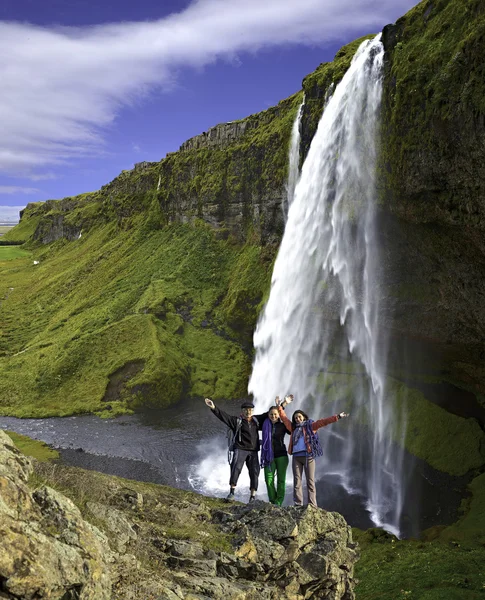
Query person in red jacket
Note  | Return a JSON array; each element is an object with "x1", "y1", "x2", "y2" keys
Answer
[{"x1": 277, "y1": 399, "x2": 349, "y2": 507}]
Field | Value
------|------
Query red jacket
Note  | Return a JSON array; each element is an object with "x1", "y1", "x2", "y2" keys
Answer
[{"x1": 277, "y1": 406, "x2": 338, "y2": 455}]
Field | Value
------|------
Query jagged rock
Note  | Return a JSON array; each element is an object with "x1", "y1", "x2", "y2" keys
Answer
[
  {"x1": 0, "y1": 430, "x2": 114, "y2": 599},
  {"x1": 86, "y1": 501, "x2": 137, "y2": 552},
  {"x1": 212, "y1": 502, "x2": 359, "y2": 599}
]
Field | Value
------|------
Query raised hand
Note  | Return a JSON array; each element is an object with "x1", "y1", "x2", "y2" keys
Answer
[
  {"x1": 338, "y1": 411, "x2": 349, "y2": 419},
  {"x1": 284, "y1": 394, "x2": 294, "y2": 404},
  {"x1": 275, "y1": 396, "x2": 281, "y2": 406},
  {"x1": 205, "y1": 398, "x2": 215, "y2": 410}
]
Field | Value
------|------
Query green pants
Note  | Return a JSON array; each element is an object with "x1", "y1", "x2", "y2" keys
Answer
[{"x1": 264, "y1": 455, "x2": 289, "y2": 506}]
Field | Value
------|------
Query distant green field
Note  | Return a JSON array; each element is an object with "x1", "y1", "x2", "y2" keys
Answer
[
  {"x1": 0, "y1": 246, "x2": 31, "y2": 260},
  {"x1": 0, "y1": 226, "x2": 15, "y2": 235}
]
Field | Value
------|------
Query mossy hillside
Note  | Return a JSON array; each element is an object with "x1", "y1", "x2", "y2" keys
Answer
[
  {"x1": 0, "y1": 221, "x2": 273, "y2": 417},
  {"x1": 12, "y1": 91, "x2": 304, "y2": 249},
  {"x1": 2, "y1": 214, "x2": 41, "y2": 244},
  {"x1": 150, "y1": 93, "x2": 304, "y2": 239},
  {"x1": 381, "y1": 0, "x2": 485, "y2": 223},
  {"x1": 388, "y1": 378, "x2": 485, "y2": 476}
]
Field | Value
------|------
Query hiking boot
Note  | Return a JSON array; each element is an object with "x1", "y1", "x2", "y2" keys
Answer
[
  {"x1": 226, "y1": 491, "x2": 235, "y2": 502},
  {"x1": 248, "y1": 495, "x2": 256, "y2": 504}
]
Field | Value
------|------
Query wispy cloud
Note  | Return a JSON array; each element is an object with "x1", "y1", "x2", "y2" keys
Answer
[
  {"x1": 1, "y1": 0, "x2": 417, "y2": 177},
  {"x1": 0, "y1": 186, "x2": 40, "y2": 195}
]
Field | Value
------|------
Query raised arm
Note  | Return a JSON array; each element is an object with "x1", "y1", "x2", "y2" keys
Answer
[
  {"x1": 312, "y1": 411, "x2": 349, "y2": 431},
  {"x1": 277, "y1": 405, "x2": 293, "y2": 432},
  {"x1": 254, "y1": 410, "x2": 269, "y2": 428},
  {"x1": 204, "y1": 398, "x2": 239, "y2": 430}
]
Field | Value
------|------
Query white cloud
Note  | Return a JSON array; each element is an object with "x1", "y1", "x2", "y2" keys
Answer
[
  {"x1": 0, "y1": 186, "x2": 40, "y2": 194},
  {"x1": 0, "y1": 0, "x2": 418, "y2": 177},
  {"x1": 0, "y1": 205, "x2": 27, "y2": 222}
]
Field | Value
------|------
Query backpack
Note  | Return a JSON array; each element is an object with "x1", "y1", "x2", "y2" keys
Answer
[{"x1": 227, "y1": 416, "x2": 260, "y2": 464}]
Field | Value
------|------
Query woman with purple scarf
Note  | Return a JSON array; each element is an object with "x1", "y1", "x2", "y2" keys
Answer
[
  {"x1": 277, "y1": 401, "x2": 349, "y2": 507},
  {"x1": 260, "y1": 395, "x2": 293, "y2": 506}
]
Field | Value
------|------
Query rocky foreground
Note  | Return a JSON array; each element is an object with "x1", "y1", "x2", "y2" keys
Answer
[{"x1": 0, "y1": 430, "x2": 359, "y2": 599}]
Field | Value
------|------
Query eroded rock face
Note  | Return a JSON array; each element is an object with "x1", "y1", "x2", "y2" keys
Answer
[
  {"x1": 212, "y1": 502, "x2": 359, "y2": 600},
  {"x1": 0, "y1": 430, "x2": 114, "y2": 599}
]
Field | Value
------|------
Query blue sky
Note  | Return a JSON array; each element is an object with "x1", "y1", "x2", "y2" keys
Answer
[{"x1": 0, "y1": 0, "x2": 419, "y2": 222}]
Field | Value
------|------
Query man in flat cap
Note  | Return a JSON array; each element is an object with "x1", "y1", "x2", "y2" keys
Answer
[{"x1": 205, "y1": 397, "x2": 268, "y2": 502}]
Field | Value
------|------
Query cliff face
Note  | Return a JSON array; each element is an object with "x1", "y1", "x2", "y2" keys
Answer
[
  {"x1": 0, "y1": 430, "x2": 359, "y2": 600},
  {"x1": 377, "y1": 0, "x2": 485, "y2": 393}
]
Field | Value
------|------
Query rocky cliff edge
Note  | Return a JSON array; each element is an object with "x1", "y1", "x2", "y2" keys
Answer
[{"x1": 0, "y1": 430, "x2": 359, "y2": 599}]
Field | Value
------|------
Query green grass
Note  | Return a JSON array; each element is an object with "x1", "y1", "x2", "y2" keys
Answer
[
  {"x1": 0, "y1": 246, "x2": 31, "y2": 260},
  {"x1": 5, "y1": 430, "x2": 59, "y2": 461},
  {"x1": 0, "y1": 221, "x2": 273, "y2": 416},
  {"x1": 355, "y1": 532, "x2": 485, "y2": 600}
]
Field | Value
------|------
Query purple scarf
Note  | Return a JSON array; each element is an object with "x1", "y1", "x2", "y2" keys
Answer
[{"x1": 260, "y1": 418, "x2": 274, "y2": 468}]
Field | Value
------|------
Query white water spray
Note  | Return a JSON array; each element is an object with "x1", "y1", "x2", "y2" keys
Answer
[
  {"x1": 249, "y1": 36, "x2": 406, "y2": 535},
  {"x1": 283, "y1": 97, "x2": 304, "y2": 221}
]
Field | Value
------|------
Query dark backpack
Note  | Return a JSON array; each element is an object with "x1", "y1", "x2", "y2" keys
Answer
[{"x1": 227, "y1": 416, "x2": 259, "y2": 463}]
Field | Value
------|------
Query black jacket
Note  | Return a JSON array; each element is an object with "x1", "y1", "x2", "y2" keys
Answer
[
  {"x1": 211, "y1": 405, "x2": 268, "y2": 451},
  {"x1": 270, "y1": 421, "x2": 291, "y2": 458}
]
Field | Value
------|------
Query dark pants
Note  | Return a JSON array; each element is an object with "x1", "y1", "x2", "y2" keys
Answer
[{"x1": 230, "y1": 449, "x2": 260, "y2": 490}]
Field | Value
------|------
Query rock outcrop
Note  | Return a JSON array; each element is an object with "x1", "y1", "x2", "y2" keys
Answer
[
  {"x1": 0, "y1": 430, "x2": 359, "y2": 599},
  {"x1": 0, "y1": 430, "x2": 114, "y2": 599}
]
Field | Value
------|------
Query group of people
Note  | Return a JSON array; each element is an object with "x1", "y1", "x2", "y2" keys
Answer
[{"x1": 204, "y1": 395, "x2": 349, "y2": 507}]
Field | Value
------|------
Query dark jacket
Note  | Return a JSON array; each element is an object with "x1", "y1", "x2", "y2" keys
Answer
[
  {"x1": 270, "y1": 421, "x2": 291, "y2": 458},
  {"x1": 211, "y1": 405, "x2": 268, "y2": 451}
]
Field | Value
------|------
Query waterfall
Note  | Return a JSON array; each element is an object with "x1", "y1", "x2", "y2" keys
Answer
[
  {"x1": 283, "y1": 97, "x2": 304, "y2": 221},
  {"x1": 249, "y1": 36, "x2": 406, "y2": 535}
]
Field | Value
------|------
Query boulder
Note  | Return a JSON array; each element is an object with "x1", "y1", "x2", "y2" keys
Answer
[{"x1": 0, "y1": 430, "x2": 114, "y2": 599}]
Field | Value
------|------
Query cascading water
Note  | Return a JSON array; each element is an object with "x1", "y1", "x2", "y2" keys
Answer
[
  {"x1": 283, "y1": 97, "x2": 304, "y2": 221},
  {"x1": 249, "y1": 35, "x2": 406, "y2": 536}
]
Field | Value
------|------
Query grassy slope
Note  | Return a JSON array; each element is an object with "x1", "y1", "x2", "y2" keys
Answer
[
  {"x1": 0, "y1": 247, "x2": 31, "y2": 260},
  {"x1": 5, "y1": 430, "x2": 59, "y2": 461},
  {"x1": 0, "y1": 221, "x2": 274, "y2": 416}
]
